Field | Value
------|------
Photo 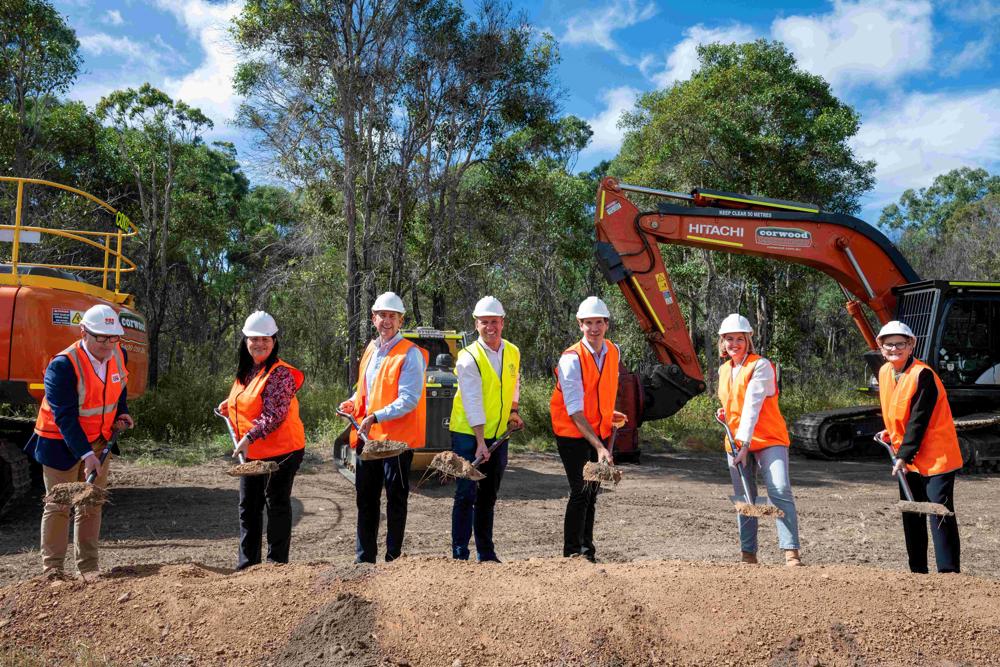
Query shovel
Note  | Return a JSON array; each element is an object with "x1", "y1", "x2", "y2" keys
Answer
[
  {"x1": 215, "y1": 407, "x2": 279, "y2": 477},
  {"x1": 583, "y1": 412, "x2": 627, "y2": 485},
  {"x1": 714, "y1": 414, "x2": 784, "y2": 518},
  {"x1": 425, "y1": 427, "x2": 521, "y2": 483},
  {"x1": 336, "y1": 409, "x2": 408, "y2": 461},
  {"x1": 874, "y1": 435, "x2": 954, "y2": 517},
  {"x1": 43, "y1": 433, "x2": 117, "y2": 507}
]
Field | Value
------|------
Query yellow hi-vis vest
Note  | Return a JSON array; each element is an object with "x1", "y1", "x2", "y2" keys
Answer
[{"x1": 449, "y1": 339, "x2": 520, "y2": 439}]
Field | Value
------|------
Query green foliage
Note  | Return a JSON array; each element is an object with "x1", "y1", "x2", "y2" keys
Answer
[
  {"x1": 879, "y1": 167, "x2": 1000, "y2": 238},
  {"x1": 513, "y1": 376, "x2": 557, "y2": 451},
  {"x1": 610, "y1": 38, "x2": 878, "y2": 385}
]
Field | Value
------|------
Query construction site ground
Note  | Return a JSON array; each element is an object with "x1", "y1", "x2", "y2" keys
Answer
[{"x1": 2, "y1": 449, "x2": 999, "y2": 666}]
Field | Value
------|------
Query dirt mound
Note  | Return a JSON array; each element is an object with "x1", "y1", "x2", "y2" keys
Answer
[{"x1": 2, "y1": 557, "x2": 998, "y2": 666}]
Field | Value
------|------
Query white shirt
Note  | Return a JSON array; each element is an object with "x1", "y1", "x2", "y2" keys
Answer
[
  {"x1": 80, "y1": 339, "x2": 109, "y2": 382},
  {"x1": 722, "y1": 355, "x2": 776, "y2": 444},
  {"x1": 455, "y1": 338, "x2": 521, "y2": 428},
  {"x1": 557, "y1": 338, "x2": 611, "y2": 416}
]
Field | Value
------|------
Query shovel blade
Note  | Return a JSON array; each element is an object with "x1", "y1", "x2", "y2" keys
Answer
[
  {"x1": 730, "y1": 495, "x2": 785, "y2": 518},
  {"x1": 896, "y1": 500, "x2": 954, "y2": 517}
]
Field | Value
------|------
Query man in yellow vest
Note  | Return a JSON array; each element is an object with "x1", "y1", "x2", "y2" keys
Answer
[
  {"x1": 339, "y1": 292, "x2": 428, "y2": 563},
  {"x1": 449, "y1": 296, "x2": 523, "y2": 562},
  {"x1": 26, "y1": 304, "x2": 134, "y2": 580}
]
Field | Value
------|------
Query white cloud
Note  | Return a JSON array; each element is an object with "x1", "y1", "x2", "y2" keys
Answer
[
  {"x1": 101, "y1": 9, "x2": 124, "y2": 26},
  {"x1": 581, "y1": 86, "x2": 641, "y2": 158},
  {"x1": 78, "y1": 33, "x2": 144, "y2": 60},
  {"x1": 152, "y1": 0, "x2": 244, "y2": 126},
  {"x1": 771, "y1": 0, "x2": 933, "y2": 89},
  {"x1": 852, "y1": 89, "x2": 1000, "y2": 207},
  {"x1": 943, "y1": 35, "x2": 995, "y2": 76},
  {"x1": 645, "y1": 23, "x2": 756, "y2": 88},
  {"x1": 562, "y1": 0, "x2": 657, "y2": 52}
]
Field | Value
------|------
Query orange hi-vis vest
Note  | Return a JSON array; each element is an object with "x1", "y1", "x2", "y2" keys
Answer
[
  {"x1": 34, "y1": 340, "x2": 128, "y2": 443},
  {"x1": 717, "y1": 354, "x2": 789, "y2": 453},
  {"x1": 227, "y1": 360, "x2": 306, "y2": 459},
  {"x1": 878, "y1": 359, "x2": 962, "y2": 476},
  {"x1": 350, "y1": 338, "x2": 429, "y2": 449},
  {"x1": 550, "y1": 339, "x2": 620, "y2": 440}
]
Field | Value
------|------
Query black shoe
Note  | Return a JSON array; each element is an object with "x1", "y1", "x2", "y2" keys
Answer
[{"x1": 479, "y1": 555, "x2": 502, "y2": 563}]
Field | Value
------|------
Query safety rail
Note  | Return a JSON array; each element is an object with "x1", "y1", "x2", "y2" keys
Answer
[{"x1": 0, "y1": 177, "x2": 139, "y2": 302}]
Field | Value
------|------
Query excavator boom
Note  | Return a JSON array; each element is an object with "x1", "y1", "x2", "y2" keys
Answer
[{"x1": 595, "y1": 177, "x2": 919, "y2": 420}]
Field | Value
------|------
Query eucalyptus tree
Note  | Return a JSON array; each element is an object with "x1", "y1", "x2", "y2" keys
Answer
[
  {"x1": 0, "y1": 0, "x2": 80, "y2": 176},
  {"x1": 96, "y1": 84, "x2": 212, "y2": 385}
]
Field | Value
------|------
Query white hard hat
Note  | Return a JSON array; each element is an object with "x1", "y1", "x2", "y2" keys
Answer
[
  {"x1": 81, "y1": 305, "x2": 124, "y2": 336},
  {"x1": 876, "y1": 320, "x2": 915, "y2": 341},
  {"x1": 371, "y1": 291, "x2": 406, "y2": 314},
  {"x1": 242, "y1": 310, "x2": 278, "y2": 337},
  {"x1": 718, "y1": 313, "x2": 753, "y2": 335},
  {"x1": 576, "y1": 296, "x2": 610, "y2": 319},
  {"x1": 473, "y1": 296, "x2": 505, "y2": 318}
]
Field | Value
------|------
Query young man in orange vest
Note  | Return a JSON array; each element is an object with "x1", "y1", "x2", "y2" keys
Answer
[
  {"x1": 550, "y1": 296, "x2": 619, "y2": 562},
  {"x1": 876, "y1": 321, "x2": 962, "y2": 573},
  {"x1": 339, "y1": 292, "x2": 428, "y2": 563},
  {"x1": 26, "y1": 304, "x2": 134, "y2": 581}
]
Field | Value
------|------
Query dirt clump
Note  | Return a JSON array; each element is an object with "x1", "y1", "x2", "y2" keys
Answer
[
  {"x1": 226, "y1": 460, "x2": 280, "y2": 477},
  {"x1": 583, "y1": 461, "x2": 622, "y2": 484},
  {"x1": 42, "y1": 482, "x2": 109, "y2": 507},
  {"x1": 360, "y1": 439, "x2": 409, "y2": 460},
  {"x1": 427, "y1": 451, "x2": 484, "y2": 481},
  {"x1": 272, "y1": 591, "x2": 380, "y2": 667},
  {"x1": 734, "y1": 500, "x2": 785, "y2": 518}
]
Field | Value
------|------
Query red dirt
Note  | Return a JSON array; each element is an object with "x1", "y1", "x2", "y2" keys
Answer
[{"x1": 2, "y1": 450, "x2": 999, "y2": 665}]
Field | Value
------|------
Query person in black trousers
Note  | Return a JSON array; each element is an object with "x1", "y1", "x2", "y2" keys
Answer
[
  {"x1": 875, "y1": 320, "x2": 962, "y2": 573},
  {"x1": 219, "y1": 311, "x2": 307, "y2": 570}
]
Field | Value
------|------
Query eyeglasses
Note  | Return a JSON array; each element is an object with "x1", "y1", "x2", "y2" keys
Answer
[
  {"x1": 85, "y1": 330, "x2": 120, "y2": 344},
  {"x1": 881, "y1": 341, "x2": 910, "y2": 350}
]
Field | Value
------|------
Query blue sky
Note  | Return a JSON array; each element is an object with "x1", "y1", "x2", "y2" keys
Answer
[{"x1": 57, "y1": 0, "x2": 999, "y2": 222}]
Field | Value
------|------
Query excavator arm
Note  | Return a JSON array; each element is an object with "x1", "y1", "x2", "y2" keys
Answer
[{"x1": 595, "y1": 177, "x2": 920, "y2": 421}]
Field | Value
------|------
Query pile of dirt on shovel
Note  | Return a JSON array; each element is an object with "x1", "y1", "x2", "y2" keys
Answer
[{"x1": 2, "y1": 558, "x2": 1000, "y2": 666}]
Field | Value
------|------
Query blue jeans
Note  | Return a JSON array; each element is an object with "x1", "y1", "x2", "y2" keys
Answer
[
  {"x1": 451, "y1": 432, "x2": 508, "y2": 561},
  {"x1": 728, "y1": 445, "x2": 800, "y2": 553}
]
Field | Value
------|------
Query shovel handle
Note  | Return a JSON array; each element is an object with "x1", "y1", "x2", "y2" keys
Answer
[
  {"x1": 470, "y1": 427, "x2": 521, "y2": 468},
  {"x1": 336, "y1": 408, "x2": 369, "y2": 445},
  {"x1": 215, "y1": 407, "x2": 248, "y2": 465},
  {"x1": 874, "y1": 434, "x2": 917, "y2": 502},
  {"x1": 715, "y1": 413, "x2": 755, "y2": 503},
  {"x1": 85, "y1": 432, "x2": 118, "y2": 484}
]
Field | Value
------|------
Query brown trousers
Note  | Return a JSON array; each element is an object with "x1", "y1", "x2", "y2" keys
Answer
[{"x1": 40, "y1": 452, "x2": 111, "y2": 575}]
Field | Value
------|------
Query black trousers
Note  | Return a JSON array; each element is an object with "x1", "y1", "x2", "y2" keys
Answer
[
  {"x1": 557, "y1": 436, "x2": 600, "y2": 561},
  {"x1": 355, "y1": 447, "x2": 413, "y2": 563},
  {"x1": 237, "y1": 448, "x2": 304, "y2": 570},
  {"x1": 899, "y1": 470, "x2": 960, "y2": 573}
]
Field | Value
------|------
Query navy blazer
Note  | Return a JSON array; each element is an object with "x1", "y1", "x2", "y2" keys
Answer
[{"x1": 24, "y1": 354, "x2": 129, "y2": 471}]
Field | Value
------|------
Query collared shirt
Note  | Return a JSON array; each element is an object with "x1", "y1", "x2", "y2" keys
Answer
[
  {"x1": 455, "y1": 337, "x2": 521, "y2": 428},
  {"x1": 557, "y1": 338, "x2": 609, "y2": 415},
  {"x1": 357, "y1": 332, "x2": 426, "y2": 423},
  {"x1": 81, "y1": 339, "x2": 109, "y2": 382},
  {"x1": 727, "y1": 355, "x2": 776, "y2": 444}
]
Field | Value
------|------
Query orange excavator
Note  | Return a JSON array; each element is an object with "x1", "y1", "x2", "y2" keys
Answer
[
  {"x1": 0, "y1": 177, "x2": 148, "y2": 514},
  {"x1": 595, "y1": 178, "x2": 1000, "y2": 470}
]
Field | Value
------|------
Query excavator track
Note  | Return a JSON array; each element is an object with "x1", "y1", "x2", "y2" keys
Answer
[
  {"x1": 792, "y1": 406, "x2": 1000, "y2": 473},
  {"x1": 790, "y1": 405, "x2": 884, "y2": 459},
  {"x1": 954, "y1": 412, "x2": 1000, "y2": 472},
  {"x1": 0, "y1": 416, "x2": 37, "y2": 517}
]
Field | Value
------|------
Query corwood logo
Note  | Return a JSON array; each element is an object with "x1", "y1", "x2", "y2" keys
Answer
[
  {"x1": 755, "y1": 227, "x2": 811, "y2": 248},
  {"x1": 119, "y1": 312, "x2": 147, "y2": 333}
]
